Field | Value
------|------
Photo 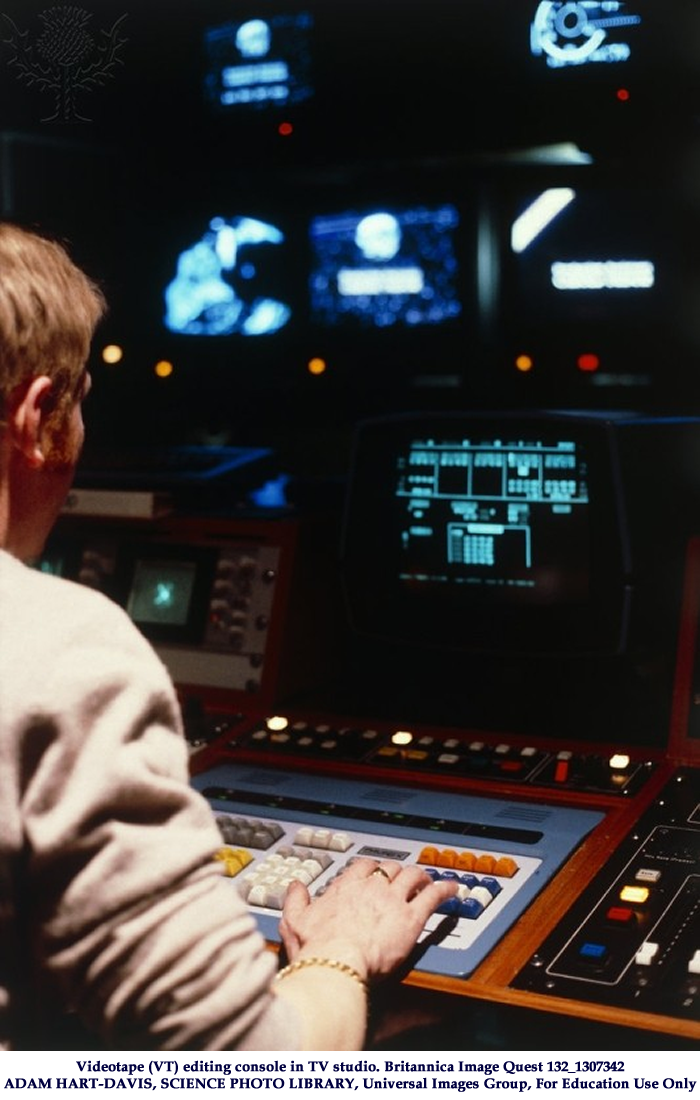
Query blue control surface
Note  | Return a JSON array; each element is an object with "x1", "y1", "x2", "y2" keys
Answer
[{"x1": 192, "y1": 763, "x2": 604, "y2": 978}]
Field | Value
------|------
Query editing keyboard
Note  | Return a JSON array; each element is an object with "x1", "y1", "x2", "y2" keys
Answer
[{"x1": 191, "y1": 763, "x2": 604, "y2": 978}]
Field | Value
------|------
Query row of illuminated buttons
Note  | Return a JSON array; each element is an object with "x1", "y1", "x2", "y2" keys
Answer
[
  {"x1": 215, "y1": 812, "x2": 353, "y2": 853},
  {"x1": 372, "y1": 746, "x2": 537, "y2": 777},
  {"x1": 265, "y1": 720, "x2": 567, "y2": 762},
  {"x1": 417, "y1": 846, "x2": 519, "y2": 877},
  {"x1": 376, "y1": 740, "x2": 539, "y2": 759},
  {"x1": 250, "y1": 722, "x2": 542, "y2": 768},
  {"x1": 256, "y1": 719, "x2": 633, "y2": 779},
  {"x1": 257, "y1": 719, "x2": 637, "y2": 782},
  {"x1": 248, "y1": 725, "x2": 380, "y2": 756}
]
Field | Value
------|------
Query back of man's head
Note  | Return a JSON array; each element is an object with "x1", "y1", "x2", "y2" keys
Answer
[{"x1": 0, "y1": 223, "x2": 106, "y2": 431}]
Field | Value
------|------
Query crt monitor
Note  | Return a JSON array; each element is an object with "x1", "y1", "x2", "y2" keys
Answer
[
  {"x1": 341, "y1": 411, "x2": 630, "y2": 657},
  {"x1": 162, "y1": 214, "x2": 294, "y2": 339},
  {"x1": 529, "y1": 0, "x2": 643, "y2": 69},
  {"x1": 203, "y1": 11, "x2": 314, "y2": 112},
  {"x1": 309, "y1": 203, "x2": 462, "y2": 331},
  {"x1": 122, "y1": 545, "x2": 219, "y2": 646},
  {"x1": 485, "y1": 166, "x2": 681, "y2": 388}
]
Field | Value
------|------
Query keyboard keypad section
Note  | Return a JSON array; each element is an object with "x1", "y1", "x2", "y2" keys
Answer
[
  {"x1": 210, "y1": 809, "x2": 541, "y2": 960},
  {"x1": 418, "y1": 847, "x2": 515, "y2": 924},
  {"x1": 238, "y1": 846, "x2": 335, "y2": 908},
  {"x1": 215, "y1": 812, "x2": 284, "y2": 849},
  {"x1": 214, "y1": 846, "x2": 254, "y2": 877}
]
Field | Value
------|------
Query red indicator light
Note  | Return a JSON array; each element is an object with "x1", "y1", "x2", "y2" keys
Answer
[
  {"x1": 616, "y1": 88, "x2": 630, "y2": 102},
  {"x1": 278, "y1": 121, "x2": 293, "y2": 136},
  {"x1": 577, "y1": 353, "x2": 600, "y2": 373}
]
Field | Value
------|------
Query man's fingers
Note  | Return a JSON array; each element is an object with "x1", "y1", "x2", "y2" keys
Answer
[{"x1": 278, "y1": 879, "x2": 310, "y2": 955}]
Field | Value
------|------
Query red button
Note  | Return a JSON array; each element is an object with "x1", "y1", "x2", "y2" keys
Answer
[
  {"x1": 500, "y1": 760, "x2": 524, "y2": 773},
  {"x1": 554, "y1": 760, "x2": 570, "y2": 783},
  {"x1": 606, "y1": 906, "x2": 635, "y2": 924}
]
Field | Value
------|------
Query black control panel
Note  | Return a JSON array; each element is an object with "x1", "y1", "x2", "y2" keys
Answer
[
  {"x1": 512, "y1": 768, "x2": 700, "y2": 1022},
  {"x1": 197, "y1": 711, "x2": 656, "y2": 797}
]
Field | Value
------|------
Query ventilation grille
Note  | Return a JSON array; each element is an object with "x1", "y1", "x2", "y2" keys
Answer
[
  {"x1": 496, "y1": 804, "x2": 553, "y2": 824},
  {"x1": 360, "y1": 787, "x2": 419, "y2": 806}
]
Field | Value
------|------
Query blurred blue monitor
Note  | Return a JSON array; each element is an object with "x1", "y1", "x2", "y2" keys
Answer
[
  {"x1": 203, "y1": 11, "x2": 313, "y2": 110},
  {"x1": 529, "y1": 1, "x2": 642, "y2": 69},
  {"x1": 163, "y1": 215, "x2": 292, "y2": 337},
  {"x1": 309, "y1": 204, "x2": 462, "y2": 329}
]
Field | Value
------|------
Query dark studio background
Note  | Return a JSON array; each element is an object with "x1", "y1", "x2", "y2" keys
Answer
[{"x1": 2, "y1": 0, "x2": 700, "y2": 489}]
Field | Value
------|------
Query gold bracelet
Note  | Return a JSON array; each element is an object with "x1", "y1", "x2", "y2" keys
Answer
[{"x1": 274, "y1": 956, "x2": 368, "y2": 996}]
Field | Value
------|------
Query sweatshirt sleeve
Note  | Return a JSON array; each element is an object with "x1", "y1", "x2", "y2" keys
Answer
[{"x1": 16, "y1": 587, "x2": 300, "y2": 1050}]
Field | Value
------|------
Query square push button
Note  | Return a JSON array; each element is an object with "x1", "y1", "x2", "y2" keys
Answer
[{"x1": 579, "y1": 942, "x2": 607, "y2": 961}]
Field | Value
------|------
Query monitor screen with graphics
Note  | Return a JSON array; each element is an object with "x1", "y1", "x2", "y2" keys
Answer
[
  {"x1": 309, "y1": 203, "x2": 462, "y2": 330},
  {"x1": 162, "y1": 213, "x2": 293, "y2": 339},
  {"x1": 341, "y1": 410, "x2": 630, "y2": 656},
  {"x1": 203, "y1": 11, "x2": 314, "y2": 112}
]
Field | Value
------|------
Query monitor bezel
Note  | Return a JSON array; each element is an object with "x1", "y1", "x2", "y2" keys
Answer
[
  {"x1": 118, "y1": 544, "x2": 219, "y2": 645},
  {"x1": 340, "y1": 410, "x2": 631, "y2": 656}
]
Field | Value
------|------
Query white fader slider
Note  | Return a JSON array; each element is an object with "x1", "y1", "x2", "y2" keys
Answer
[
  {"x1": 688, "y1": 950, "x2": 700, "y2": 975},
  {"x1": 635, "y1": 941, "x2": 659, "y2": 966}
]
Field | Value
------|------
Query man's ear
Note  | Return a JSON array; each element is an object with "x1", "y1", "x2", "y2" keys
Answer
[{"x1": 6, "y1": 376, "x2": 54, "y2": 469}]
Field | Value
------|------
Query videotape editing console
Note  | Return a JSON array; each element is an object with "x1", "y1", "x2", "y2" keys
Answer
[{"x1": 44, "y1": 512, "x2": 700, "y2": 1041}]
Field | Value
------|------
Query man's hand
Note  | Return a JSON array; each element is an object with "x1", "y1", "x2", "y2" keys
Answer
[{"x1": 278, "y1": 857, "x2": 458, "y2": 981}]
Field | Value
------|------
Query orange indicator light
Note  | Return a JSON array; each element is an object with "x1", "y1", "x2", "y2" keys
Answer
[{"x1": 102, "y1": 344, "x2": 123, "y2": 364}]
